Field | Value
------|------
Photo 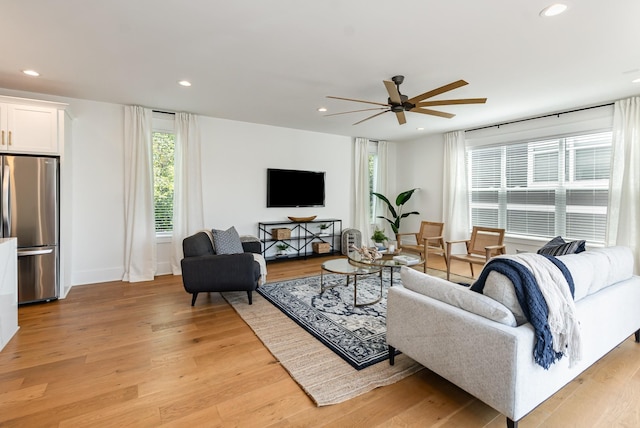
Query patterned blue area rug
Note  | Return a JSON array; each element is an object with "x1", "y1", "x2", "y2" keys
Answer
[{"x1": 257, "y1": 272, "x2": 401, "y2": 370}]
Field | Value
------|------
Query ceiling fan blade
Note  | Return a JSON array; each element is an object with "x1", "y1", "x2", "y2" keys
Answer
[
  {"x1": 409, "y1": 107, "x2": 456, "y2": 119},
  {"x1": 324, "y1": 107, "x2": 387, "y2": 117},
  {"x1": 353, "y1": 110, "x2": 389, "y2": 125},
  {"x1": 407, "y1": 80, "x2": 469, "y2": 104},
  {"x1": 415, "y1": 98, "x2": 487, "y2": 107},
  {"x1": 395, "y1": 111, "x2": 407, "y2": 125},
  {"x1": 384, "y1": 80, "x2": 402, "y2": 104},
  {"x1": 326, "y1": 95, "x2": 390, "y2": 107}
]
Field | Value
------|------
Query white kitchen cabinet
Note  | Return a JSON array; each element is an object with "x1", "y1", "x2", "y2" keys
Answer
[
  {"x1": 0, "y1": 238, "x2": 18, "y2": 352},
  {"x1": 0, "y1": 96, "x2": 67, "y2": 155}
]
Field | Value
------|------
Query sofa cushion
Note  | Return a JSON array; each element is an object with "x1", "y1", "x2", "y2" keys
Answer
[
  {"x1": 212, "y1": 226, "x2": 244, "y2": 255},
  {"x1": 476, "y1": 246, "x2": 634, "y2": 323},
  {"x1": 557, "y1": 246, "x2": 634, "y2": 297},
  {"x1": 400, "y1": 267, "x2": 517, "y2": 327},
  {"x1": 537, "y1": 236, "x2": 586, "y2": 256}
]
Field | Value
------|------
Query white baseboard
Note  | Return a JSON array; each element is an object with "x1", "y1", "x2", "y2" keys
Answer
[{"x1": 71, "y1": 267, "x2": 124, "y2": 286}]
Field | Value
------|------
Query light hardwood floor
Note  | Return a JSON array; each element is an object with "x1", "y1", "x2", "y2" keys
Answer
[{"x1": 0, "y1": 255, "x2": 639, "y2": 427}]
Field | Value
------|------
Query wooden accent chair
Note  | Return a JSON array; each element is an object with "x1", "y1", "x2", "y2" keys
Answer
[
  {"x1": 396, "y1": 221, "x2": 447, "y2": 271},
  {"x1": 446, "y1": 226, "x2": 506, "y2": 280}
]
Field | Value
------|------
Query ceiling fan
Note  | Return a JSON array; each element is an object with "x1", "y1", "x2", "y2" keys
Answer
[{"x1": 326, "y1": 75, "x2": 487, "y2": 125}]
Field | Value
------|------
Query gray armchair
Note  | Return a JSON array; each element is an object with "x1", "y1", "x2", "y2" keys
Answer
[{"x1": 181, "y1": 231, "x2": 261, "y2": 306}]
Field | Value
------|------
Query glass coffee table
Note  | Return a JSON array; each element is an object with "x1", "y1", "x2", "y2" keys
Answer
[
  {"x1": 320, "y1": 258, "x2": 383, "y2": 307},
  {"x1": 348, "y1": 250, "x2": 424, "y2": 283}
]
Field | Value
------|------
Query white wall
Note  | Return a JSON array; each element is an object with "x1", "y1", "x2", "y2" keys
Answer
[
  {"x1": 394, "y1": 134, "x2": 445, "y2": 234},
  {"x1": 0, "y1": 87, "x2": 355, "y2": 285},
  {"x1": 197, "y1": 117, "x2": 352, "y2": 235}
]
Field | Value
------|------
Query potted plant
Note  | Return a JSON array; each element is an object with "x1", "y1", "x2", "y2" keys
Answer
[
  {"x1": 318, "y1": 223, "x2": 331, "y2": 235},
  {"x1": 276, "y1": 243, "x2": 289, "y2": 257},
  {"x1": 371, "y1": 188, "x2": 420, "y2": 234},
  {"x1": 371, "y1": 227, "x2": 389, "y2": 249}
]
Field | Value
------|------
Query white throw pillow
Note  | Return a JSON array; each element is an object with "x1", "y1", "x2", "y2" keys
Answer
[{"x1": 400, "y1": 267, "x2": 517, "y2": 327}]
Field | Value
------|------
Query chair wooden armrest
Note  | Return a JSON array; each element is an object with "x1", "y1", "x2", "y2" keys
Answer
[
  {"x1": 446, "y1": 238, "x2": 470, "y2": 245},
  {"x1": 484, "y1": 244, "x2": 506, "y2": 259},
  {"x1": 424, "y1": 235, "x2": 443, "y2": 247},
  {"x1": 396, "y1": 232, "x2": 418, "y2": 246},
  {"x1": 446, "y1": 239, "x2": 469, "y2": 258}
]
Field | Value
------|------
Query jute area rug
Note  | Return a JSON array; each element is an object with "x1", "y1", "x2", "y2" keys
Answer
[{"x1": 223, "y1": 267, "x2": 472, "y2": 406}]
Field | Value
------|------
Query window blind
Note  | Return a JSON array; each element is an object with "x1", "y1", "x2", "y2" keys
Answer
[
  {"x1": 467, "y1": 130, "x2": 611, "y2": 243},
  {"x1": 152, "y1": 132, "x2": 175, "y2": 233}
]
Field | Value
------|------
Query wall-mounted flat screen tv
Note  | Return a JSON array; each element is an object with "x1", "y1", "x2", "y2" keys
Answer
[{"x1": 267, "y1": 168, "x2": 325, "y2": 207}]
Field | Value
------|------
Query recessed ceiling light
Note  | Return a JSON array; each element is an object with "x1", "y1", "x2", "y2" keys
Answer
[
  {"x1": 178, "y1": 80, "x2": 192, "y2": 87},
  {"x1": 540, "y1": 4, "x2": 568, "y2": 17},
  {"x1": 416, "y1": 127, "x2": 425, "y2": 131},
  {"x1": 22, "y1": 69, "x2": 40, "y2": 77},
  {"x1": 633, "y1": 77, "x2": 640, "y2": 84},
  {"x1": 317, "y1": 107, "x2": 327, "y2": 112}
]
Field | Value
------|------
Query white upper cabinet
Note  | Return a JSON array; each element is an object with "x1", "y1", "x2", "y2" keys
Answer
[{"x1": 0, "y1": 96, "x2": 67, "y2": 155}]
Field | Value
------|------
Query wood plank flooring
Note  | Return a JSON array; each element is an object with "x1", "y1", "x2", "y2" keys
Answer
[{"x1": 0, "y1": 255, "x2": 639, "y2": 427}]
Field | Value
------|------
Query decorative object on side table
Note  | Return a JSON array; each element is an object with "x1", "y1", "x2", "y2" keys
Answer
[
  {"x1": 312, "y1": 242, "x2": 331, "y2": 254},
  {"x1": 371, "y1": 188, "x2": 420, "y2": 234},
  {"x1": 350, "y1": 244, "x2": 383, "y2": 263},
  {"x1": 287, "y1": 215, "x2": 317, "y2": 222},
  {"x1": 371, "y1": 227, "x2": 388, "y2": 250},
  {"x1": 318, "y1": 223, "x2": 331, "y2": 236},
  {"x1": 276, "y1": 242, "x2": 290, "y2": 257},
  {"x1": 272, "y1": 228, "x2": 291, "y2": 240}
]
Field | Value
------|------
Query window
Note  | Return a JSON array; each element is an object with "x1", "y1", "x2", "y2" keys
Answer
[
  {"x1": 152, "y1": 131, "x2": 175, "y2": 233},
  {"x1": 467, "y1": 130, "x2": 611, "y2": 243}
]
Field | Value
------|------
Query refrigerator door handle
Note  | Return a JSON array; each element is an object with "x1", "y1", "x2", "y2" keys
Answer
[
  {"x1": 1, "y1": 161, "x2": 9, "y2": 237},
  {"x1": 18, "y1": 248, "x2": 54, "y2": 257}
]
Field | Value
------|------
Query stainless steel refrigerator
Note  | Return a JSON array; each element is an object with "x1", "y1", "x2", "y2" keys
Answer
[{"x1": 1, "y1": 155, "x2": 59, "y2": 304}]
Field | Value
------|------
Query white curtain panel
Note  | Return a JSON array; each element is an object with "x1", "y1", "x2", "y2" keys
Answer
[
  {"x1": 607, "y1": 96, "x2": 640, "y2": 274},
  {"x1": 374, "y1": 140, "x2": 390, "y2": 235},
  {"x1": 354, "y1": 137, "x2": 372, "y2": 245},
  {"x1": 123, "y1": 106, "x2": 157, "y2": 282},
  {"x1": 171, "y1": 113, "x2": 204, "y2": 275},
  {"x1": 442, "y1": 130, "x2": 470, "y2": 242}
]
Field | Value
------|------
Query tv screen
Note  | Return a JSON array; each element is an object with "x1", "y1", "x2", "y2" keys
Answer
[{"x1": 267, "y1": 168, "x2": 325, "y2": 207}]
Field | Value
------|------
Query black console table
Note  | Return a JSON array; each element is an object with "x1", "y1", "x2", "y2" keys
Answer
[{"x1": 258, "y1": 219, "x2": 342, "y2": 261}]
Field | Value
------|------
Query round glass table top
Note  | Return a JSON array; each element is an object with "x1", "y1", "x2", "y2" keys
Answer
[
  {"x1": 321, "y1": 258, "x2": 381, "y2": 275},
  {"x1": 347, "y1": 250, "x2": 424, "y2": 267}
]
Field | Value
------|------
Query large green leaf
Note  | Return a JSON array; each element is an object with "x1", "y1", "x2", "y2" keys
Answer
[
  {"x1": 372, "y1": 192, "x2": 397, "y2": 218},
  {"x1": 395, "y1": 188, "x2": 418, "y2": 206}
]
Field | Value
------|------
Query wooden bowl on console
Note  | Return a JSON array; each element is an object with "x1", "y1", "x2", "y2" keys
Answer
[{"x1": 287, "y1": 216, "x2": 317, "y2": 222}]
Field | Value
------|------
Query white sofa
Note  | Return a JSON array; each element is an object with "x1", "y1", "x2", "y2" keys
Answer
[{"x1": 386, "y1": 246, "x2": 640, "y2": 428}]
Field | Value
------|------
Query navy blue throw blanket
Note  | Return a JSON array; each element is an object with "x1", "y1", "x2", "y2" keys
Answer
[{"x1": 470, "y1": 255, "x2": 574, "y2": 369}]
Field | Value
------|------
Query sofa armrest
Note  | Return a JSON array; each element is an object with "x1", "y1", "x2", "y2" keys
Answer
[
  {"x1": 181, "y1": 253, "x2": 258, "y2": 292},
  {"x1": 241, "y1": 240, "x2": 261, "y2": 254},
  {"x1": 387, "y1": 284, "x2": 528, "y2": 421}
]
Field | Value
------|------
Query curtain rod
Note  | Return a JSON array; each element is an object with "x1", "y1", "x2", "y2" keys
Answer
[
  {"x1": 152, "y1": 109, "x2": 175, "y2": 115},
  {"x1": 465, "y1": 102, "x2": 614, "y2": 133}
]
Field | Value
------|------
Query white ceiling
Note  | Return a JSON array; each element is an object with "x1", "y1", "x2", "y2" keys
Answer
[{"x1": 1, "y1": 0, "x2": 639, "y2": 141}]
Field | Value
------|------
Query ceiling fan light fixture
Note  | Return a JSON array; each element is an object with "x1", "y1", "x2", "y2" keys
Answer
[{"x1": 540, "y1": 3, "x2": 568, "y2": 17}]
